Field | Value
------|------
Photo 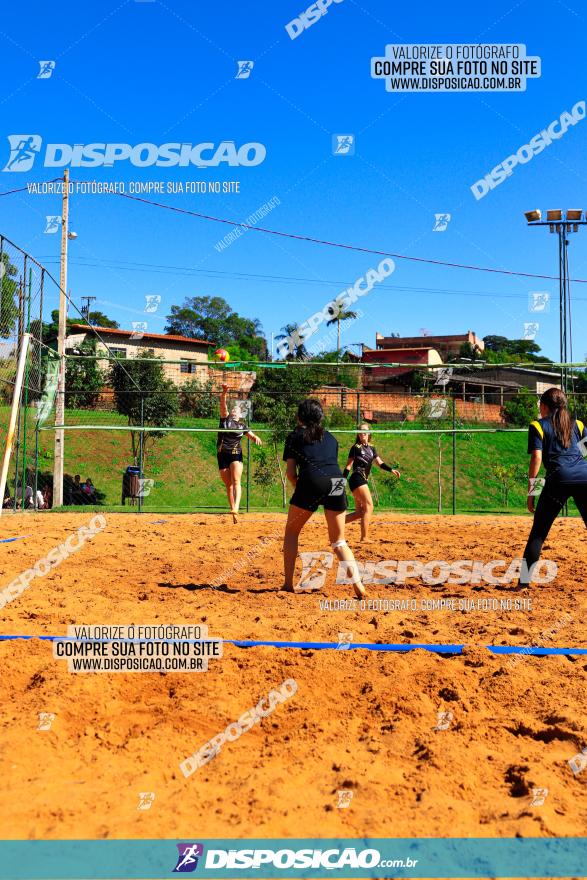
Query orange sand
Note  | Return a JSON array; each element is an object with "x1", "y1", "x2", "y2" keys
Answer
[{"x1": 0, "y1": 512, "x2": 585, "y2": 842}]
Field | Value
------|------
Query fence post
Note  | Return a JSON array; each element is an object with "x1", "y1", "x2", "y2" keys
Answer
[
  {"x1": 452, "y1": 393, "x2": 457, "y2": 515},
  {"x1": 246, "y1": 400, "x2": 251, "y2": 512},
  {"x1": 356, "y1": 390, "x2": 361, "y2": 424},
  {"x1": 138, "y1": 397, "x2": 144, "y2": 514}
]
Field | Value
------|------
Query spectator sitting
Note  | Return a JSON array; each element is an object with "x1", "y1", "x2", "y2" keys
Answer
[
  {"x1": 82, "y1": 478, "x2": 96, "y2": 501},
  {"x1": 15, "y1": 484, "x2": 34, "y2": 509},
  {"x1": 42, "y1": 484, "x2": 52, "y2": 510},
  {"x1": 71, "y1": 474, "x2": 85, "y2": 505},
  {"x1": 35, "y1": 488, "x2": 45, "y2": 509}
]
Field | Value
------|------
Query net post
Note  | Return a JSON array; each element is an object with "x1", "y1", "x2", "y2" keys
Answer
[
  {"x1": 0, "y1": 334, "x2": 31, "y2": 518},
  {"x1": 452, "y1": 391, "x2": 457, "y2": 515}
]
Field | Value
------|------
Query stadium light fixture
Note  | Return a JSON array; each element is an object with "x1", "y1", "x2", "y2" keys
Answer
[
  {"x1": 524, "y1": 209, "x2": 541, "y2": 223},
  {"x1": 524, "y1": 207, "x2": 587, "y2": 392}
]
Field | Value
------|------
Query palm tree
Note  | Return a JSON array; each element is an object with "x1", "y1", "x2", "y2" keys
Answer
[
  {"x1": 326, "y1": 309, "x2": 358, "y2": 359},
  {"x1": 275, "y1": 323, "x2": 308, "y2": 360}
]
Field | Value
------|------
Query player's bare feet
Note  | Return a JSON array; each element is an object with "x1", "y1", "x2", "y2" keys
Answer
[
  {"x1": 354, "y1": 582, "x2": 365, "y2": 599},
  {"x1": 231, "y1": 510, "x2": 239, "y2": 524}
]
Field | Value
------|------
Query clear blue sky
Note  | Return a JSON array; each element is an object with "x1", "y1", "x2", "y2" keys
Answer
[{"x1": 1, "y1": 0, "x2": 586, "y2": 361}]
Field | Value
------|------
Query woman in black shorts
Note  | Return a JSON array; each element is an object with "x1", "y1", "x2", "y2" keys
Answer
[
  {"x1": 521, "y1": 387, "x2": 587, "y2": 586},
  {"x1": 282, "y1": 399, "x2": 364, "y2": 597},
  {"x1": 344, "y1": 423, "x2": 400, "y2": 542},
  {"x1": 217, "y1": 383, "x2": 261, "y2": 522}
]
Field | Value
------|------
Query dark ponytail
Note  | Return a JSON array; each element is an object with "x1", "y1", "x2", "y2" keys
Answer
[
  {"x1": 540, "y1": 387, "x2": 573, "y2": 448},
  {"x1": 298, "y1": 398, "x2": 324, "y2": 444}
]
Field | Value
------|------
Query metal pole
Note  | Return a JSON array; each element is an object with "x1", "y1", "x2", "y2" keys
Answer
[
  {"x1": 14, "y1": 279, "x2": 24, "y2": 510},
  {"x1": 138, "y1": 397, "x2": 144, "y2": 514},
  {"x1": 0, "y1": 334, "x2": 31, "y2": 518},
  {"x1": 452, "y1": 391, "x2": 456, "y2": 515},
  {"x1": 53, "y1": 169, "x2": 69, "y2": 507}
]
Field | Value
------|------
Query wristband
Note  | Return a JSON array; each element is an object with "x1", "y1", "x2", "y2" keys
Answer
[
  {"x1": 343, "y1": 468, "x2": 350, "y2": 480},
  {"x1": 380, "y1": 462, "x2": 392, "y2": 472}
]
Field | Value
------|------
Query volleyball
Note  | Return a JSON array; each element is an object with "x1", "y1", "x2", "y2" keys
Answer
[{"x1": 215, "y1": 348, "x2": 230, "y2": 362}]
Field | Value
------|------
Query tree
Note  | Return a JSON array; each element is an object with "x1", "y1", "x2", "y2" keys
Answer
[
  {"x1": 482, "y1": 335, "x2": 552, "y2": 365},
  {"x1": 109, "y1": 353, "x2": 178, "y2": 464},
  {"x1": 275, "y1": 323, "x2": 308, "y2": 361},
  {"x1": 490, "y1": 462, "x2": 526, "y2": 507},
  {"x1": 166, "y1": 295, "x2": 266, "y2": 361},
  {"x1": 179, "y1": 376, "x2": 219, "y2": 419},
  {"x1": 64, "y1": 338, "x2": 104, "y2": 408},
  {"x1": 503, "y1": 387, "x2": 539, "y2": 426},
  {"x1": 87, "y1": 311, "x2": 119, "y2": 328},
  {"x1": 0, "y1": 253, "x2": 19, "y2": 339},
  {"x1": 325, "y1": 309, "x2": 358, "y2": 356}
]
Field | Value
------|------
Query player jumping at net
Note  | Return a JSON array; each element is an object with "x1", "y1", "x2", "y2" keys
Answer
[
  {"x1": 343, "y1": 423, "x2": 401, "y2": 542},
  {"x1": 281, "y1": 399, "x2": 365, "y2": 598},
  {"x1": 217, "y1": 384, "x2": 262, "y2": 522},
  {"x1": 521, "y1": 387, "x2": 587, "y2": 586}
]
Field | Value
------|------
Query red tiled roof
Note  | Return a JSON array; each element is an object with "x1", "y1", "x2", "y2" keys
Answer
[{"x1": 69, "y1": 324, "x2": 214, "y2": 346}]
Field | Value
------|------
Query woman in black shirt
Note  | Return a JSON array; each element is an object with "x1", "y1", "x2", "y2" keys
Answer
[
  {"x1": 282, "y1": 399, "x2": 364, "y2": 597},
  {"x1": 344, "y1": 423, "x2": 400, "y2": 542},
  {"x1": 217, "y1": 384, "x2": 261, "y2": 522}
]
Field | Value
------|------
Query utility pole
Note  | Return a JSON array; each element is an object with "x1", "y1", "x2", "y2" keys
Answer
[
  {"x1": 80, "y1": 295, "x2": 96, "y2": 322},
  {"x1": 53, "y1": 169, "x2": 69, "y2": 507}
]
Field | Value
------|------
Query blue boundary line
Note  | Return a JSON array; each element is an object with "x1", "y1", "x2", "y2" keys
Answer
[{"x1": 0, "y1": 636, "x2": 585, "y2": 654}]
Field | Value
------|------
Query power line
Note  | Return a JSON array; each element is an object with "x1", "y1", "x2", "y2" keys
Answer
[{"x1": 110, "y1": 190, "x2": 587, "y2": 285}]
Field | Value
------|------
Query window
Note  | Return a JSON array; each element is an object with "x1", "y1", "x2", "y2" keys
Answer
[
  {"x1": 180, "y1": 359, "x2": 198, "y2": 374},
  {"x1": 110, "y1": 347, "x2": 127, "y2": 359}
]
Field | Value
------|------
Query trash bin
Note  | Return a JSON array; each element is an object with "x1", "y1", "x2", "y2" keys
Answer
[{"x1": 122, "y1": 466, "x2": 141, "y2": 506}]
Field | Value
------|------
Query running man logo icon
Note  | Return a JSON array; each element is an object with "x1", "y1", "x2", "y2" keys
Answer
[
  {"x1": 435, "y1": 710, "x2": 453, "y2": 730},
  {"x1": 37, "y1": 712, "x2": 56, "y2": 731},
  {"x1": 173, "y1": 843, "x2": 204, "y2": 873},
  {"x1": 336, "y1": 632, "x2": 353, "y2": 650},
  {"x1": 528, "y1": 477, "x2": 546, "y2": 497},
  {"x1": 236, "y1": 61, "x2": 254, "y2": 79},
  {"x1": 144, "y1": 294, "x2": 161, "y2": 313},
  {"x1": 529, "y1": 291, "x2": 550, "y2": 313},
  {"x1": 137, "y1": 792, "x2": 155, "y2": 810},
  {"x1": 138, "y1": 478, "x2": 155, "y2": 498},
  {"x1": 37, "y1": 60, "x2": 56, "y2": 79},
  {"x1": 332, "y1": 134, "x2": 355, "y2": 156},
  {"x1": 44, "y1": 216, "x2": 61, "y2": 234},
  {"x1": 523, "y1": 322, "x2": 539, "y2": 340},
  {"x1": 568, "y1": 748, "x2": 587, "y2": 775},
  {"x1": 329, "y1": 477, "x2": 346, "y2": 496},
  {"x1": 530, "y1": 787, "x2": 548, "y2": 806},
  {"x1": 130, "y1": 321, "x2": 147, "y2": 340},
  {"x1": 433, "y1": 213, "x2": 451, "y2": 232},
  {"x1": 3, "y1": 135, "x2": 42, "y2": 172},
  {"x1": 297, "y1": 551, "x2": 334, "y2": 591},
  {"x1": 337, "y1": 789, "x2": 354, "y2": 808}
]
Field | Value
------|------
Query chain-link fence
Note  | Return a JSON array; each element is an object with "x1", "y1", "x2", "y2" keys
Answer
[{"x1": 2, "y1": 233, "x2": 587, "y2": 514}]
